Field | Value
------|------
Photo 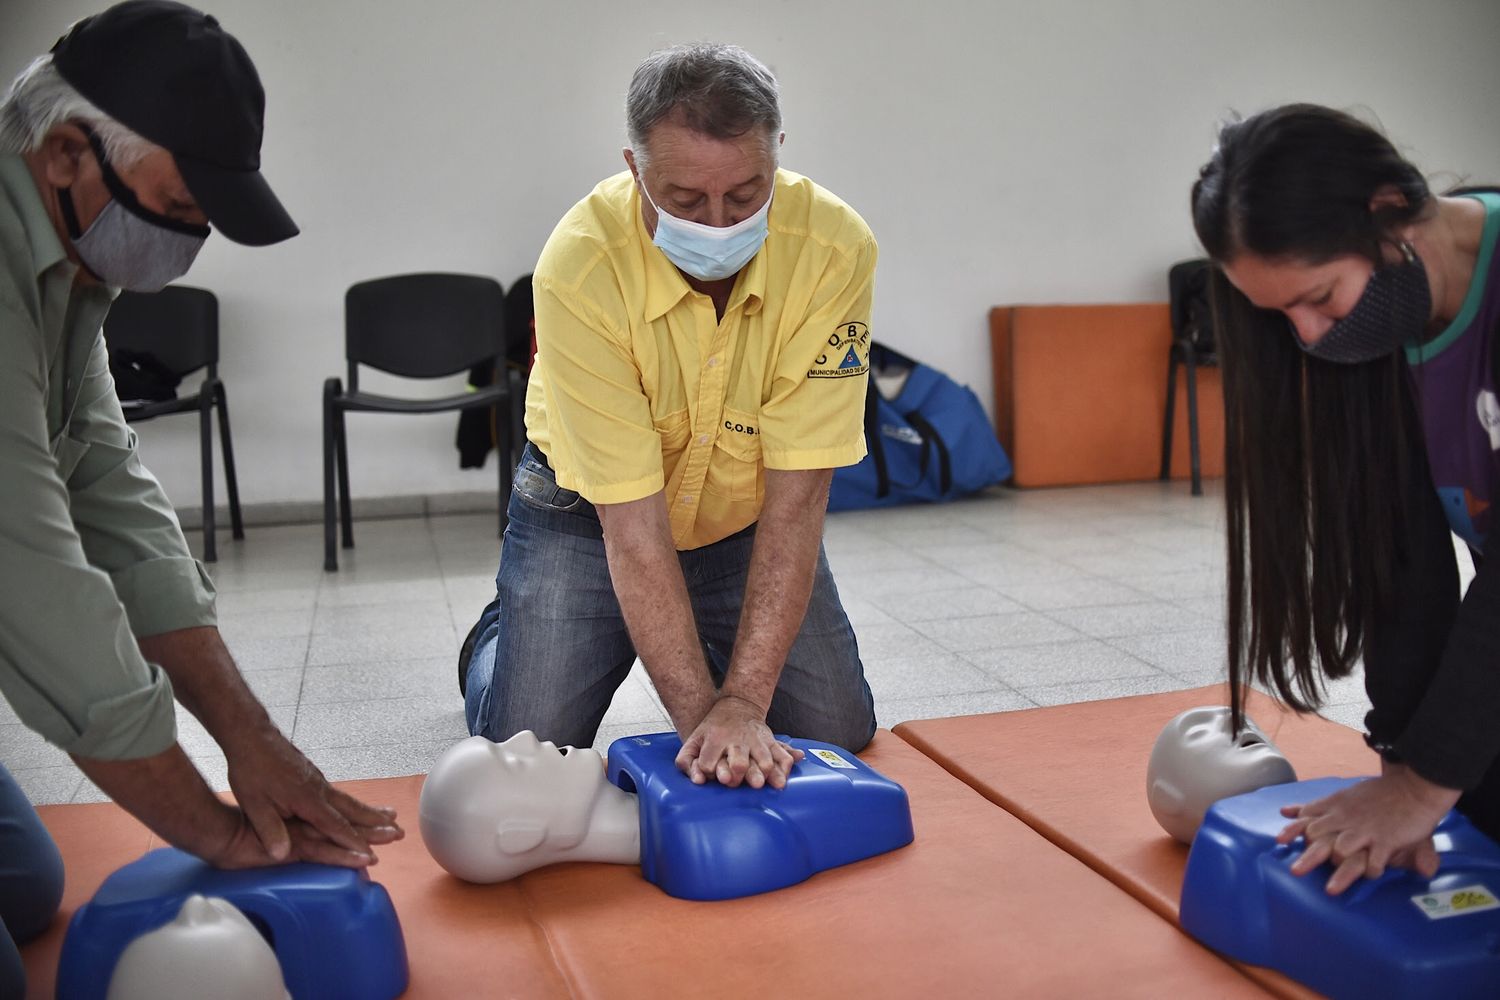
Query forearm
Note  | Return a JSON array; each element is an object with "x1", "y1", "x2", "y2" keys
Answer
[
  {"x1": 721, "y1": 468, "x2": 832, "y2": 711},
  {"x1": 598, "y1": 494, "x2": 716, "y2": 732},
  {"x1": 138, "y1": 626, "x2": 273, "y2": 751},
  {"x1": 71, "y1": 743, "x2": 240, "y2": 859}
]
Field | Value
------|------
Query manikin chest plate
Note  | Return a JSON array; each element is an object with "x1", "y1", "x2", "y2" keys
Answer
[
  {"x1": 606, "y1": 732, "x2": 915, "y2": 900},
  {"x1": 1181, "y1": 776, "x2": 1500, "y2": 1000}
]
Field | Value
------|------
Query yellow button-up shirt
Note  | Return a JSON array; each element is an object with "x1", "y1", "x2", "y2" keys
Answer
[{"x1": 527, "y1": 168, "x2": 876, "y2": 550}]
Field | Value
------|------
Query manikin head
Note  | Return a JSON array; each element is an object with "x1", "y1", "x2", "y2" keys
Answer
[
  {"x1": 106, "y1": 894, "x2": 288, "y2": 1000},
  {"x1": 1147, "y1": 706, "x2": 1297, "y2": 844},
  {"x1": 419, "y1": 731, "x2": 640, "y2": 883}
]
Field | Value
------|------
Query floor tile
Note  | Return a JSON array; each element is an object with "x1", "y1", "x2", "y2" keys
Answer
[
  {"x1": 992, "y1": 577, "x2": 1150, "y2": 611},
  {"x1": 11, "y1": 765, "x2": 82, "y2": 805},
  {"x1": 300, "y1": 657, "x2": 454, "y2": 705},
  {"x1": 217, "y1": 608, "x2": 314, "y2": 642},
  {"x1": 306, "y1": 626, "x2": 457, "y2": 668},
  {"x1": 912, "y1": 611, "x2": 1085, "y2": 653},
  {"x1": 292, "y1": 696, "x2": 469, "y2": 751},
  {"x1": 851, "y1": 622, "x2": 956, "y2": 662},
  {"x1": 1043, "y1": 601, "x2": 1207, "y2": 639},
  {"x1": 1108, "y1": 628, "x2": 1226, "y2": 674},
  {"x1": 226, "y1": 634, "x2": 309, "y2": 672},
  {"x1": 316, "y1": 577, "x2": 449, "y2": 608},
  {"x1": 875, "y1": 687, "x2": 1035, "y2": 728},
  {"x1": 862, "y1": 652, "x2": 996, "y2": 701},
  {"x1": 0, "y1": 724, "x2": 72, "y2": 770},
  {"x1": 304, "y1": 741, "x2": 456, "y2": 783},
  {"x1": 1017, "y1": 673, "x2": 1191, "y2": 707},
  {"x1": 963, "y1": 640, "x2": 1161, "y2": 688},
  {"x1": 312, "y1": 600, "x2": 452, "y2": 636},
  {"x1": 870, "y1": 585, "x2": 1023, "y2": 622}
]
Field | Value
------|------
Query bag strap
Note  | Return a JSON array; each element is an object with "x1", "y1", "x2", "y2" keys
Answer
[
  {"x1": 904, "y1": 410, "x2": 952, "y2": 494},
  {"x1": 862, "y1": 367, "x2": 892, "y2": 499}
]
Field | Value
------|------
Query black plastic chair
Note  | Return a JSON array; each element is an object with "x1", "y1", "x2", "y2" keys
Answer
[
  {"x1": 1159, "y1": 258, "x2": 1217, "y2": 496},
  {"x1": 104, "y1": 285, "x2": 243, "y2": 562},
  {"x1": 323, "y1": 273, "x2": 517, "y2": 571}
]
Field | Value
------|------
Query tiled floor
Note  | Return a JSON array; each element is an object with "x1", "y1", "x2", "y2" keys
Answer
[{"x1": 6, "y1": 479, "x2": 1398, "y2": 806}]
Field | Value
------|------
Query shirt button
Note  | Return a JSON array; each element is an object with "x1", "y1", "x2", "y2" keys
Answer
[
  {"x1": 681, "y1": 495, "x2": 694, "y2": 505},
  {"x1": 707, "y1": 357, "x2": 720, "y2": 368},
  {"x1": 698, "y1": 434, "x2": 709, "y2": 445}
]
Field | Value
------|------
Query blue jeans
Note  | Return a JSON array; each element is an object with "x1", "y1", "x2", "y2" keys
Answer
[
  {"x1": 0, "y1": 762, "x2": 65, "y2": 999},
  {"x1": 464, "y1": 444, "x2": 876, "y2": 751}
]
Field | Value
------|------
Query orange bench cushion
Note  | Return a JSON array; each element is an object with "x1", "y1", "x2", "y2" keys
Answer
[
  {"x1": 894, "y1": 684, "x2": 1378, "y2": 998},
  {"x1": 24, "y1": 778, "x2": 570, "y2": 1000},
  {"x1": 25, "y1": 731, "x2": 1274, "y2": 998},
  {"x1": 510, "y1": 731, "x2": 1272, "y2": 998},
  {"x1": 989, "y1": 303, "x2": 1225, "y2": 487}
]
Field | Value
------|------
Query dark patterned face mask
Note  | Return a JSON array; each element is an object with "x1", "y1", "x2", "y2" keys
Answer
[{"x1": 1296, "y1": 243, "x2": 1431, "y2": 364}]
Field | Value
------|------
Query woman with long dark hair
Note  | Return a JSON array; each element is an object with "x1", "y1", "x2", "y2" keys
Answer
[{"x1": 1192, "y1": 103, "x2": 1500, "y2": 895}]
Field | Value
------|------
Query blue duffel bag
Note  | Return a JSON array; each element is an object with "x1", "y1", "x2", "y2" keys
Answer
[{"x1": 828, "y1": 342, "x2": 1011, "y2": 512}]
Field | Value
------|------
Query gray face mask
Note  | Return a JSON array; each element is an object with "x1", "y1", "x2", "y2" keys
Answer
[
  {"x1": 58, "y1": 129, "x2": 209, "y2": 292},
  {"x1": 1296, "y1": 243, "x2": 1431, "y2": 365}
]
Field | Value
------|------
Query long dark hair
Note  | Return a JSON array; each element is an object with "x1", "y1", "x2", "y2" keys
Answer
[{"x1": 1190, "y1": 104, "x2": 1431, "y2": 732}]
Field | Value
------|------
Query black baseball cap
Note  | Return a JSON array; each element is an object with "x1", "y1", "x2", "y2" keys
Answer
[{"x1": 50, "y1": 1, "x2": 298, "y2": 246}]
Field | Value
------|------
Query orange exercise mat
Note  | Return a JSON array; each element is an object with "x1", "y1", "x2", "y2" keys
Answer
[
  {"x1": 26, "y1": 730, "x2": 1275, "y2": 999},
  {"x1": 508, "y1": 730, "x2": 1274, "y2": 998},
  {"x1": 894, "y1": 684, "x2": 1377, "y2": 999},
  {"x1": 23, "y1": 777, "x2": 570, "y2": 1000}
]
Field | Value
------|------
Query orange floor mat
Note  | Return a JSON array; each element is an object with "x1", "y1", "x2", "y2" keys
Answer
[
  {"x1": 507, "y1": 730, "x2": 1273, "y2": 998},
  {"x1": 24, "y1": 730, "x2": 1275, "y2": 999},
  {"x1": 894, "y1": 684, "x2": 1377, "y2": 999}
]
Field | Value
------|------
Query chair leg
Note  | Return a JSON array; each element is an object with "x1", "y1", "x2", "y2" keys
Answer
[
  {"x1": 1185, "y1": 354, "x2": 1203, "y2": 497},
  {"x1": 215, "y1": 383, "x2": 244, "y2": 540},
  {"x1": 199, "y1": 393, "x2": 217, "y2": 563},
  {"x1": 1159, "y1": 353, "x2": 1179, "y2": 481},
  {"x1": 336, "y1": 406, "x2": 354, "y2": 550},
  {"x1": 322, "y1": 379, "x2": 340, "y2": 572}
]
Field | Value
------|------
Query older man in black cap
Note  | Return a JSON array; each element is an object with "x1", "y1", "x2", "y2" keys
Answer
[{"x1": 0, "y1": 4, "x2": 400, "y2": 992}]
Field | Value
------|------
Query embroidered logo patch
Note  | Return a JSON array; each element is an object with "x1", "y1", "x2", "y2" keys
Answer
[{"x1": 808, "y1": 322, "x2": 870, "y2": 379}]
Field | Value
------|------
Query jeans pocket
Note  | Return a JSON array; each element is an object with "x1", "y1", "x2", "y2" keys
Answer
[{"x1": 513, "y1": 455, "x2": 582, "y2": 512}]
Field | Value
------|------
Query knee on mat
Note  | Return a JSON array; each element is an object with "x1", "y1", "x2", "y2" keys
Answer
[
  {"x1": 3, "y1": 833, "x2": 64, "y2": 944},
  {"x1": 793, "y1": 709, "x2": 877, "y2": 754}
]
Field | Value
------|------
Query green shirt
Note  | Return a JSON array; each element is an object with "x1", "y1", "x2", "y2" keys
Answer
[{"x1": 0, "y1": 154, "x2": 215, "y2": 761}]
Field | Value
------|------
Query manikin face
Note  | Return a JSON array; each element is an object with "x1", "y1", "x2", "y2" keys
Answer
[
  {"x1": 1146, "y1": 706, "x2": 1297, "y2": 844},
  {"x1": 419, "y1": 732, "x2": 613, "y2": 883},
  {"x1": 106, "y1": 894, "x2": 289, "y2": 1000}
]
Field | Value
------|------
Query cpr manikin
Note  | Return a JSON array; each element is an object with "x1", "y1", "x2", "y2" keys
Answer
[
  {"x1": 106, "y1": 894, "x2": 289, "y2": 1000},
  {"x1": 419, "y1": 731, "x2": 640, "y2": 882},
  {"x1": 1147, "y1": 706, "x2": 1297, "y2": 844},
  {"x1": 420, "y1": 730, "x2": 914, "y2": 900}
]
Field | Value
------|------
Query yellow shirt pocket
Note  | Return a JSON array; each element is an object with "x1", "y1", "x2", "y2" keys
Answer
[
  {"x1": 704, "y1": 406, "x2": 763, "y2": 502},
  {"x1": 654, "y1": 408, "x2": 691, "y2": 465}
]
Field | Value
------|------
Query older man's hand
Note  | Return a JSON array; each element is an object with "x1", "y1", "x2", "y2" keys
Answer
[
  {"x1": 224, "y1": 722, "x2": 403, "y2": 864},
  {"x1": 674, "y1": 694, "x2": 804, "y2": 789}
]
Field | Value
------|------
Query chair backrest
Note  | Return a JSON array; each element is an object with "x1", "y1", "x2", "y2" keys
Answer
[
  {"x1": 1168, "y1": 258, "x2": 1215, "y2": 351},
  {"x1": 503, "y1": 272, "x2": 535, "y2": 371},
  {"x1": 344, "y1": 273, "x2": 506, "y2": 386},
  {"x1": 103, "y1": 285, "x2": 219, "y2": 377}
]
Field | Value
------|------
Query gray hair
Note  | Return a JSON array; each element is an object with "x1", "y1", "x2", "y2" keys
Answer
[
  {"x1": 626, "y1": 43, "x2": 781, "y2": 168},
  {"x1": 0, "y1": 54, "x2": 159, "y2": 168}
]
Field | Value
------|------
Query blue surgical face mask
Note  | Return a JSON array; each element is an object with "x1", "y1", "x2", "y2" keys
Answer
[
  {"x1": 57, "y1": 128, "x2": 209, "y2": 292},
  {"x1": 640, "y1": 181, "x2": 772, "y2": 281},
  {"x1": 1296, "y1": 243, "x2": 1431, "y2": 365}
]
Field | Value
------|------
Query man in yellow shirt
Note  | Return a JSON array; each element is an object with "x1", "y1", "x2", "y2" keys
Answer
[{"x1": 462, "y1": 43, "x2": 878, "y2": 790}]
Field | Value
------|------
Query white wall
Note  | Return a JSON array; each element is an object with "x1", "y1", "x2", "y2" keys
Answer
[{"x1": 6, "y1": 0, "x2": 1500, "y2": 509}]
